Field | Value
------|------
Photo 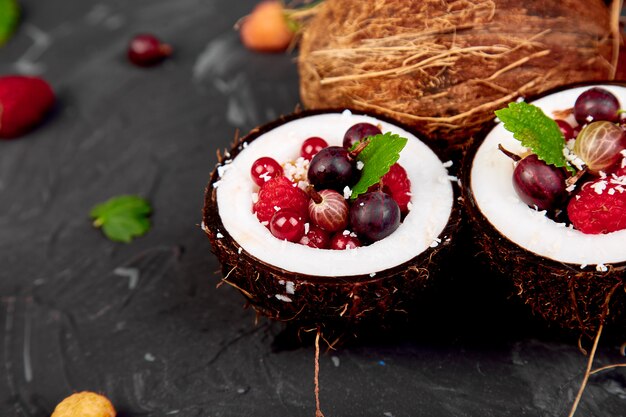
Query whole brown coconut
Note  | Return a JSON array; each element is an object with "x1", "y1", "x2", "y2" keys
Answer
[
  {"x1": 298, "y1": 0, "x2": 620, "y2": 152},
  {"x1": 460, "y1": 82, "x2": 626, "y2": 338},
  {"x1": 202, "y1": 109, "x2": 462, "y2": 328}
]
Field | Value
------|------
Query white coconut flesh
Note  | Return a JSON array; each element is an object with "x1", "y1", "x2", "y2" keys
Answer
[
  {"x1": 214, "y1": 110, "x2": 454, "y2": 277},
  {"x1": 471, "y1": 84, "x2": 626, "y2": 267}
]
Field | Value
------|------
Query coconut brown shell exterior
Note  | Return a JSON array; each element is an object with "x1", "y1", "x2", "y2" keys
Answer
[
  {"x1": 298, "y1": 0, "x2": 616, "y2": 152},
  {"x1": 460, "y1": 116, "x2": 626, "y2": 337},
  {"x1": 202, "y1": 109, "x2": 463, "y2": 327}
]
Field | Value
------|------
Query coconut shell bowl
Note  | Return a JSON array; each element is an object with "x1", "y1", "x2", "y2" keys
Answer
[
  {"x1": 461, "y1": 82, "x2": 626, "y2": 337},
  {"x1": 202, "y1": 109, "x2": 463, "y2": 328}
]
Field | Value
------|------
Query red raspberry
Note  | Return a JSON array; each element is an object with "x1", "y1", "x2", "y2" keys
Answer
[
  {"x1": 0, "y1": 75, "x2": 55, "y2": 139},
  {"x1": 567, "y1": 177, "x2": 626, "y2": 234},
  {"x1": 253, "y1": 176, "x2": 309, "y2": 224},
  {"x1": 380, "y1": 163, "x2": 412, "y2": 214}
]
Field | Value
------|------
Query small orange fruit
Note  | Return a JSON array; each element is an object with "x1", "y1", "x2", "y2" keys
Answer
[
  {"x1": 239, "y1": 0, "x2": 294, "y2": 53},
  {"x1": 51, "y1": 391, "x2": 116, "y2": 417}
]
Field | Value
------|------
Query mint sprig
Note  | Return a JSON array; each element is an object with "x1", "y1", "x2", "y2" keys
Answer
[
  {"x1": 495, "y1": 102, "x2": 574, "y2": 173},
  {"x1": 90, "y1": 195, "x2": 152, "y2": 243},
  {"x1": 350, "y1": 132, "x2": 408, "y2": 199}
]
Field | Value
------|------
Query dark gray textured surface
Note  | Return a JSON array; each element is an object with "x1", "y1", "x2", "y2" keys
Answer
[{"x1": 0, "y1": 1, "x2": 625, "y2": 416}]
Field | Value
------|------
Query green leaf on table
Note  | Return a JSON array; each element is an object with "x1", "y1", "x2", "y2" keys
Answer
[
  {"x1": 495, "y1": 101, "x2": 574, "y2": 173},
  {"x1": 90, "y1": 195, "x2": 152, "y2": 243},
  {"x1": 0, "y1": 0, "x2": 20, "y2": 46},
  {"x1": 349, "y1": 132, "x2": 408, "y2": 199}
]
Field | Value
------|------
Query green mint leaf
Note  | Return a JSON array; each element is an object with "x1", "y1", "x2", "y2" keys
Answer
[
  {"x1": 0, "y1": 0, "x2": 20, "y2": 46},
  {"x1": 350, "y1": 132, "x2": 408, "y2": 199},
  {"x1": 494, "y1": 102, "x2": 574, "y2": 173},
  {"x1": 90, "y1": 195, "x2": 152, "y2": 243}
]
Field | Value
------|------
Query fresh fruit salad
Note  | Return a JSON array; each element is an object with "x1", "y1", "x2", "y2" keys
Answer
[
  {"x1": 496, "y1": 86, "x2": 626, "y2": 235},
  {"x1": 249, "y1": 122, "x2": 412, "y2": 249}
]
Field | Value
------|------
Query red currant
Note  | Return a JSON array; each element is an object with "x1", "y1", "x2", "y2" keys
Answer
[
  {"x1": 299, "y1": 225, "x2": 330, "y2": 249},
  {"x1": 251, "y1": 156, "x2": 283, "y2": 187},
  {"x1": 269, "y1": 209, "x2": 305, "y2": 242},
  {"x1": 329, "y1": 232, "x2": 361, "y2": 250},
  {"x1": 300, "y1": 136, "x2": 328, "y2": 160}
]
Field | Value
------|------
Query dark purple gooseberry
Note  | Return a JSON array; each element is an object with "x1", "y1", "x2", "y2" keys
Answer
[
  {"x1": 342, "y1": 122, "x2": 382, "y2": 149},
  {"x1": 573, "y1": 87, "x2": 621, "y2": 125},
  {"x1": 307, "y1": 146, "x2": 360, "y2": 192},
  {"x1": 349, "y1": 191, "x2": 400, "y2": 243},
  {"x1": 512, "y1": 154, "x2": 568, "y2": 212}
]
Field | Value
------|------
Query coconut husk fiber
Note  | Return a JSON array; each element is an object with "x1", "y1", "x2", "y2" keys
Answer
[{"x1": 298, "y1": 0, "x2": 620, "y2": 154}]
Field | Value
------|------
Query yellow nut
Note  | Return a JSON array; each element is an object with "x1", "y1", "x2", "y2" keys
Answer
[{"x1": 51, "y1": 391, "x2": 116, "y2": 417}]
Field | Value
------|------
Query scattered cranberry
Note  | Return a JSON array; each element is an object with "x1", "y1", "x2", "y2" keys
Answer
[
  {"x1": 128, "y1": 34, "x2": 172, "y2": 67},
  {"x1": 329, "y1": 232, "x2": 361, "y2": 250},
  {"x1": 300, "y1": 136, "x2": 328, "y2": 160},
  {"x1": 269, "y1": 209, "x2": 306, "y2": 242},
  {"x1": 251, "y1": 156, "x2": 283, "y2": 186}
]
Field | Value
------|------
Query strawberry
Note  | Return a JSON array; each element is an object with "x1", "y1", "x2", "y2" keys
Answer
[
  {"x1": 380, "y1": 163, "x2": 412, "y2": 214},
  {"x1": 567, "y1": 176, "x2": 626, "y2": 234},
  {"x1": 253, "y1": 176, "x2": 309, "y2": 224},
  {"x1": 0, "y1": 75, "x2": 55, "y2": 139},
  {"x1": 238, "y1": 0, "x2": 294, "y2": 53}
]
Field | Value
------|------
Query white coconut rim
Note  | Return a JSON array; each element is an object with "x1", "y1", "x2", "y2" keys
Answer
[
  {"x1": 471, "y1": 84, "x2": 626, "y2": 267},
  {"x1": 213, "y1": 110, "x2": 454, "y2": 277}
]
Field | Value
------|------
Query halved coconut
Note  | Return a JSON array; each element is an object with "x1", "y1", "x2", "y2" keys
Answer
[
  {"x1": 202, "y1": 109, "x2": 462, "y2": 326},
  {"x1": 462, "y1": 82, "x2": 626, "y2": 336}
]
